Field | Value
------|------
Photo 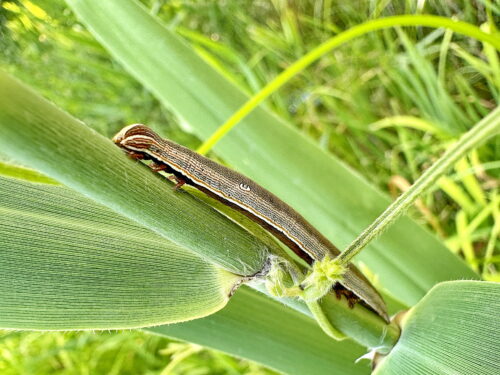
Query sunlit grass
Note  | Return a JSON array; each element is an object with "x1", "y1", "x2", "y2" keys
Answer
[{"x1": 0, "y1": 330, "x2": 275, "y2": 375}]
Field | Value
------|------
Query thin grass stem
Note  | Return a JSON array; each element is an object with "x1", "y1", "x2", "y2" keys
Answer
[
  {"x1": 197, "y1": 15, "x2": 500, "y2": 154},
  {"x1": 337, "y1": 106, "x2": 500, "y2": 265}
]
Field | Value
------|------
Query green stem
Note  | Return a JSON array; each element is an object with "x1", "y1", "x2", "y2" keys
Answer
[
  {"x1": 197, "y1": 15, "x2": 500, "y2": 154},
  {"x1": 306, "y1": 300, "x2": 346, "y2": 341},
  {"x1": 337, "y1": 107, "x2": 500, "y2": 265}
]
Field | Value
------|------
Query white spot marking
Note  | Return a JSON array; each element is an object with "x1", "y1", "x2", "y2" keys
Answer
[{"x1": 239, "y1": 183, "x2": 251, "y2": 191}]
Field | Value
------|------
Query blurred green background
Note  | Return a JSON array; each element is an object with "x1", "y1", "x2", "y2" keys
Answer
[{"x1": 0, "y1": 0, "x2": 498, "y2": 374}]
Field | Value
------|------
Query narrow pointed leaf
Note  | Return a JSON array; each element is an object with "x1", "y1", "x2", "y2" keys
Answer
[
  {"x1": 0, "y1": 176, "x2": 240, "y2": 329},
  {"x1": 374, "y1": 281, "x2": 500, "y2": 375},
  {"x1": 66, "y1": 0, "x2": 478, "y2": 305}
]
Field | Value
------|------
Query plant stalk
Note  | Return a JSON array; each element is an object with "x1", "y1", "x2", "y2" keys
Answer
[{"x1": 337, "y1": 106, "x2": 500, "y2": 265}]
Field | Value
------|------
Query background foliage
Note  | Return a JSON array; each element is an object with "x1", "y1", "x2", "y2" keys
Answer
[{"x1": 0, "y1": 0, "x2": 498, "y2": 373}]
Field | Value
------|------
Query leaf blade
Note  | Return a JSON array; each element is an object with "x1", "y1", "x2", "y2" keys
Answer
[
  {"x1": 374, "y1": 281, "x2": 500, "y2": 375},
  {"x1": 0, "y1": 176, "x2": 239, "y2": 329}
]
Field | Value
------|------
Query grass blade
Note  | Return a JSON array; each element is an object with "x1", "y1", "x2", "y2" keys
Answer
[{"x1": 0, "y1": 176, "x2": 239, "y2": 329}]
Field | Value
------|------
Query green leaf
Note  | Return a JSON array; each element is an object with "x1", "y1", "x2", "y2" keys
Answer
[
  {"x1": 66, "y1": 0, "x2": 479, "y2": 305},
  {"x1": 374, "y1": 281, "x2": 500, "y2": 375},
  {"x1": 150, "y1": 286, "x2": 370, "y2": 375},
  {"x1": 0, "y1": 176, "x2": 369, "y2": 374},
  {"x1": 0, "y1": 176, "x2": 239, "y2": 329},
  {"x1": 0, "y1": 70, "x2": 268, "y2": 277}
]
